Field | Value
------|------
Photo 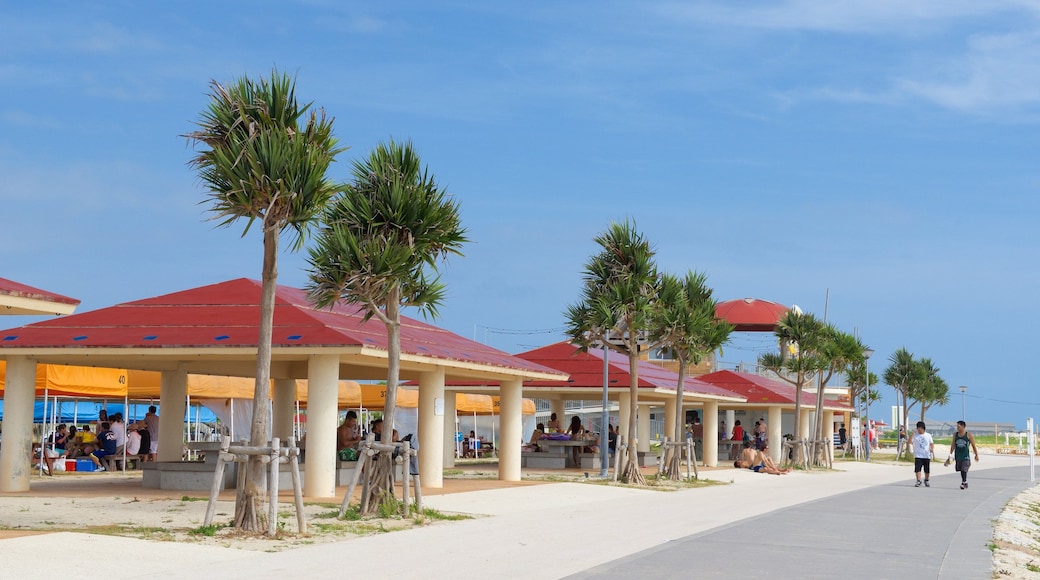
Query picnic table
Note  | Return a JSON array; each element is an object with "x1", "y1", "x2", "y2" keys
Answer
[{"x1": 537, "y1": 439, "x2": 593, "y2": 468}]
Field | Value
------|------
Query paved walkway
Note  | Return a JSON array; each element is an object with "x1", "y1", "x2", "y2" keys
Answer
[{"x1": 0, "y1": 454, "x2": 1035, "y2": 579}]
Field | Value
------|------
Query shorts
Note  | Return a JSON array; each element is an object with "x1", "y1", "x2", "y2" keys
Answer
[
  {"x1": 753, "y1": 464, "x2": 764, "y2": 472},
  {"x1": 149, "y1": 441, "x2": 159, "y2": 454},
  {"x1": 92, "y1": 450, "x2": 110, "y2": 459},
  {"x1": 914, "y1": 457, "x2": 931, "y2": 474},
  {"x1": 955, "y1": 459, "x2": 971, "y2": 472}
]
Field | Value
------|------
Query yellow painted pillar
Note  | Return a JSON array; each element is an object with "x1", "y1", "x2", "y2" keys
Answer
[
  {"x1": 158, "y1": 367, "x2": 187, "y2": 462},
  {"x1": 498, "y1": 379, "x2": 522, "y2": 481},
  {"x1": 303, "y1": 354, "x2": 338, "y2": 499},
  {"x1": 271, "y1": 378, "x2": 297, "y2": 442},
  {"x1": 418, "y1": 368, "x2": 446, "y2": 488},
  {"x1": 703, "y1": 401, "x2": 719, "y2": 467},
  {"x1": 0, "y1": 356, "x2": 36, "y2": 492},
  {"x1": 443, "y1": 389, "x2": 457, "y2": 468}
]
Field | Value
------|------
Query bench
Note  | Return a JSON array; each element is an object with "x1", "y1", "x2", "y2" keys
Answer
[
  {"x1": 524, "y1": 452, "x2": 567, "y2": 469},
  {"x1": 100, "y1": 446, "x2": 140, "y2": 471},
  {"x1": 578, "y1": 452, "x2": 602, "y2": 469}
]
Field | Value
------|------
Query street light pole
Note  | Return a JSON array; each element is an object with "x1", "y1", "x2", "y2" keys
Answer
[
  {"x1": 959, "y1": 385, "x2": 967, "y2": 422},
  {"x1": 863, "y1": 347, "x2": 874, "y2": 462}
]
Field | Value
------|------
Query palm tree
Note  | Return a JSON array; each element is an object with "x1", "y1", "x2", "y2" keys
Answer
[
  {"x1": 883, "y1": 348, "x2": 919, "y2": 458},
  {"x1": 564, "y1": 220, "x2": 660, "y2": 485},
  {"x1": 185, "y1": 69, "x2": 343, "y2": 532},
  {"x1": 307, "y1": 139, "x2": 466, "y2": 514},
  {"x1": 653, "y1": 271, "x2": 732, "y2": 479},
  {"x1": 759, "y1": 310, "x2": 828, "y2": 461},
  {"x1": 908, "y1": 358, "x2": 948, "y2": 423},
  {"x1": 811, "y1": 330, "x2": 867, "y2": 454}
]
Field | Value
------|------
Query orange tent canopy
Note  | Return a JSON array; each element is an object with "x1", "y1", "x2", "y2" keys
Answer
[
  {"x1": 0, "y1": 360, "x2": 127, "y2": 398},
  {"x1": 1, "y1": 362, "x2": 534, "y2": 414}
]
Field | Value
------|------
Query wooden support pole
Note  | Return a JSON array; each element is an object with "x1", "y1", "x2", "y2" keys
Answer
[{"x1": 268, "y1": 437, "x2": 279, "y2": 537}]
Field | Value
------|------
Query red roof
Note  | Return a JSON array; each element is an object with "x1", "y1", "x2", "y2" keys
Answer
[
  {"x1": 515, "y1": 342, "x2": 742, "y2": 399},
  {"x1": 715, "y1": 298, "x2": 788, "y2": 332},
  {"x1": 697, "y1": 370, "x2": 850, "y2": 410},
  {"x1": 0, "y1": 278, "x2": 558, "y2": 376},
  {"x1": 0, "y1": 277, "x2": 80, "y2": 308}
]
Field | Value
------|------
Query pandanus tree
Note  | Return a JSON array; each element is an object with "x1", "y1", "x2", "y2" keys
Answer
[
  {"x1": 811, "y1": 330, "x2": 867, "y2": 453},
  {"x1": 883, "y1": 348, "x2": 919, "y2": 458},
  {"x1": 653, "y1": 271, "x2": 732, "y2": 480},
  {"x1": 759, "y1": 310, "x2": 828, "y2": 461},
  {"x1": 307, "y1": 139, "x2": 466, "y2": 513},
  {"x1": 564, "y1": 220, "x2": 660, "y2": 486},
  {"x1": 185, "y1": 69, "x2": 343, "y2": 532}
]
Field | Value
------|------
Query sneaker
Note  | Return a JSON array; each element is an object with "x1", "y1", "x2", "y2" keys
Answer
[
  {"x1": 960, "y1": 482, "x2": 966, "y2": 490},
  {"x1": 96, "y1": 466, "x2": 105, "y2": 472},
  {"x1": 924, "y1": 480, "x2": 930, "y2": 487},
  {"x1": 915, "y1": 481, "x2": 922, "y2": 487}
]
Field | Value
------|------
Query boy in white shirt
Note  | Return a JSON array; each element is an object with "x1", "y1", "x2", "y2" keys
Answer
[{"x1": 910, "y1": 421, "x2": 934, "y2": 487}]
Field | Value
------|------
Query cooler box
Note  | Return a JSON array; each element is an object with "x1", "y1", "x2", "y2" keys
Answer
[
  {"x1": 76, "y1": 459, "x2": 96, "y2": 472},
  {"x1": 65, "y1": 459, "x2": 77, "y2": 472}
]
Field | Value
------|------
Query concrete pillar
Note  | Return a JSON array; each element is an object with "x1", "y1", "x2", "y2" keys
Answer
[
  {"x1": 303, "y1": 354, "x2": 339, "y2": 499},
  {"x1": 664, "y1": 397, "x2": 677, "y2": 442},
  {"x1": 550, "y1": 399, "x2": 566, "y2": 433},
  {"x1": 800, "y1": 409, "x2": 812, "y2": 440},
  {"x1": 768, "y1": 405, "x2": 783, "y2": 464},
  {"x1": 0, "y1": 356, "x2": 37, "y2": 492},
  {"x1": 443, "y1": 390, "x2": 457, "y2": 468},
  {"x1": 637, "y1": 403, "x2": 651, "y2": 453},
  {"x1": 418, "y1": 368, "x2": 446, "y2": 488},
  {"x1": 158, "y1": 368, "x2": 187, "y2": 462},
  {"x1": 618, "y1": 392, "x2": 631, "y2": 446},
  {"x1": 725, "y1": 409, "x2": 735, "y2": 439},
  {"x1": 272, "y1": 379, "x2": 297, "y2": 443},
  {"x1": 703, "y1": 401, "x2": 719, "y2": 467},
  {"x1": 498, "y1": 379, "x2": 522, "y2": 482},
  {"x1": 824, "y1": 411, "x2": 835, "y2": 447}
]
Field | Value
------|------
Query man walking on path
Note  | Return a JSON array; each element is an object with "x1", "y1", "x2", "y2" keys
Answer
[
  {"x1": 945, "y1": 420, "x2": 980, "y2": 489},
  {"x1": 911, "y1": 421, "x2": 934, "y2": 487}
]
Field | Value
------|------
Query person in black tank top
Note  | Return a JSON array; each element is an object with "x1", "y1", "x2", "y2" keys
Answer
[{"x1": 946, "y1": 420, "x2": 979, "y2": 489}]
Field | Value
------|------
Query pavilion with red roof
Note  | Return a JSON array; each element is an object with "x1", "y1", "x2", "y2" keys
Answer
[
  {"x1": 443, "y1": 341, "x2": 745, "y2": 467},
  {"x1": 0, "y1": 277, "x2": 79, "y2": 316},
  {"x1": 714, "y1": 298, "x2": 789, "y2": 332},
  {"x1": 0, "y1": 278, "x2": 566, "y2": 494},
  {"x1": 697, "y1": 370, "x2": 852, "y2": 462}
]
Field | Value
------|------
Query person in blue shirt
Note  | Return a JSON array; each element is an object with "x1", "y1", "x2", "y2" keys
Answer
[{"x1": 88, "y1": 421, "x2": 118, "y2": 472}]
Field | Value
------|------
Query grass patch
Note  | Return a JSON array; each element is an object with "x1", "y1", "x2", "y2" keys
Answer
[
  {"x1": 180, "y1": 495, "x2": 206, "y2": 502},
  {"x1": 420, "y1": 507, "x2": 471, "y2": 521},
  {"x1": 189, "y1": 523, "x2": 226, "y2": 537}
]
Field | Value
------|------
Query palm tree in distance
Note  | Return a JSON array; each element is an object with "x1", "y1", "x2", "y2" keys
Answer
[
  {"x1": 653, "y1": 271, "x2": 733, "y2": 479},
  {"x1": 759, "y1": 310, "x2": 828, "y2": 463},
  {"x1": 307, "y1": 139, "x2": 466, "y2": 514},
  {"x1": 565, "y1": 220, "x2": 660, "y2": 486},
  {"x1": 186, "y1": 69, "x2": 343, "y2": 532}
]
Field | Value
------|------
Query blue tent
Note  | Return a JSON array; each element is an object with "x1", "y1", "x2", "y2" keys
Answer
[{"x1": 0, "y1": 400, "x2": 218, "y2": 424}]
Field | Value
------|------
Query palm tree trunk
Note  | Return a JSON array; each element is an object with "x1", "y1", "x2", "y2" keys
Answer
[
  {"x1": 366, "y1": 290, "x2": 401, "y2": 515},
  {"x1": 792, "y1": 370, "x2": 804, "y2": 464},
  {"x1": 666, "y1": 355, "x2": 689, "y2": 480},
  {"x1": 622, "y1": 348, "x2": 646, "y2": 485},
  {"x1": 238, "y1": 225, "x2": 278, "y2": 532}
]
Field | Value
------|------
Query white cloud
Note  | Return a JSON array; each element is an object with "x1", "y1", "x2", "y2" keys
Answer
[{"x1": 898, "y1": 31, "x2": 1040, "y2": 113}]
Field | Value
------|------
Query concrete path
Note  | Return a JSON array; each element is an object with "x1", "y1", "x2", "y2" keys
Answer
[
  {"x1": 0, "y1": 454, "x2": 1035, "y2": 579},
  {"x1": 570, "y1": 465, "x2": 1032, "y2": 579}
]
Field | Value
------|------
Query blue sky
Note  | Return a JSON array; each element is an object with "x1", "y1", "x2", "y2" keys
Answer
[{"x1": 2, "y1": 1, "x2": 1038, "y2": 428}]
